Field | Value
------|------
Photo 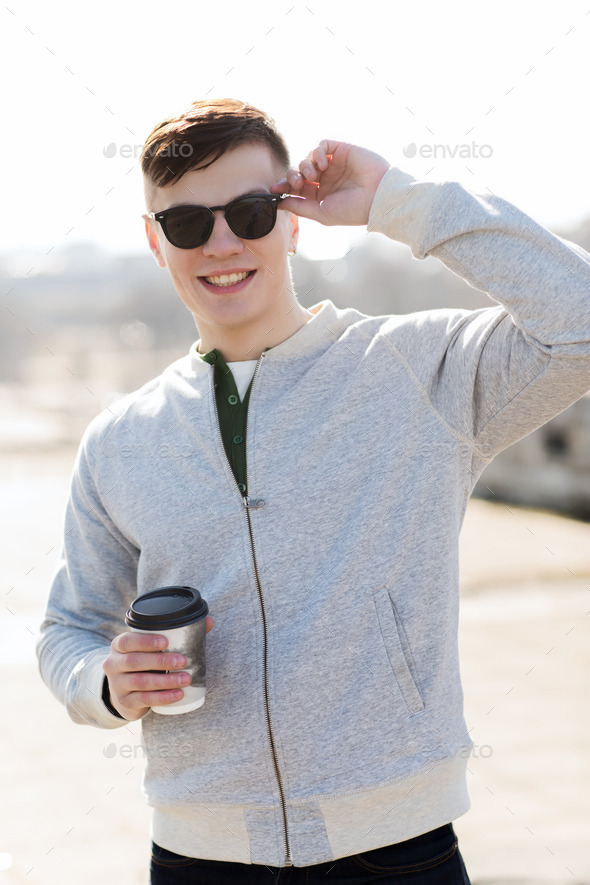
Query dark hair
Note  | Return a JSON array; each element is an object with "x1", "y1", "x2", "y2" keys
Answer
[{"x1": 141, "y1": 98, "x2": 290, "y2": 191}]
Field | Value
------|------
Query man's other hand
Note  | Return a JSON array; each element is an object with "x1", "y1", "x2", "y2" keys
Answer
[{"x1": 102, "y1": 616, "x2": 214, "y2": 721}]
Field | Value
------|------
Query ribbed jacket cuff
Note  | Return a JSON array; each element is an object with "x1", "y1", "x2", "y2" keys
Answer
[{"x1": 66, "y1": 646, "x2": 129, "y2": 729}]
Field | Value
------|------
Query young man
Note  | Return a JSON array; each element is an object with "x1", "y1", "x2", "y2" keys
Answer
[{"x1": 37, "y1": 98, "x2": 590, "y2": 884}]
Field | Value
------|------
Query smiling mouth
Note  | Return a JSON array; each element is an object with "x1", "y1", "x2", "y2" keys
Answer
[{"x1": 203, "y1": 271, "x2": 255, "y2": 287}]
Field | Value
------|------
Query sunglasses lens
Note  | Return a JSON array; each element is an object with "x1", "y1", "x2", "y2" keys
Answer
[
  {"x1": 227, "y1": 196, "x2": 276, "y2": 239},
  {"x1": 158, "y1": 195, "x2": 278, "y2": 248},
  {"x1": 163, "y1": 207, "x2": 211, "y2": 249}
]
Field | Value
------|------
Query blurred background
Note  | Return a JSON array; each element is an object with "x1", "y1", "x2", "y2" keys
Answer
[{"x1": 1, "y1": 1, "x2": 589, "y2": 882}]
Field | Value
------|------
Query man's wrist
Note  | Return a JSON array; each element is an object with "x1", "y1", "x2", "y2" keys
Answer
[{"x1": 102, "y1": 675, "x2": 124, "y2": 719}]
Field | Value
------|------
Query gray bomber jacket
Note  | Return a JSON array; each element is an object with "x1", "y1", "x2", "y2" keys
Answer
[{"x1": 37, "y1": 165, "x2": 590, "y2": 866}]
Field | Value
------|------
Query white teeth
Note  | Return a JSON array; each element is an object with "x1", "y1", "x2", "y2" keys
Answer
[{"x1": 205, "y1": 271, "x2": 250, "y2": 287}]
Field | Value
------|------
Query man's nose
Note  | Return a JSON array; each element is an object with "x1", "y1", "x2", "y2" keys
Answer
[{"x1": 202, "y1": 211, "x2": 244, "y2": 257}]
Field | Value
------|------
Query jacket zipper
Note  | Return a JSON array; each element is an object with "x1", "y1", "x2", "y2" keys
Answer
[{"x1": 210, "y1": 352, "x2": 293, "y2": 866}]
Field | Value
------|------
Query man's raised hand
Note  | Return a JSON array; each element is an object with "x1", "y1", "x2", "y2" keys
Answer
[{"x1": 271, "y1": 140, "x2": 390, "y2": 228}]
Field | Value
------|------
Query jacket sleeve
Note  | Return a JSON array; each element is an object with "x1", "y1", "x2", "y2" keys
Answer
[
  {"x1": 367, "y1": 167, "x2": 590, "y2": 459},
  {"x1": 36, "y1": 420, "x2": 139, "y2": 728}
]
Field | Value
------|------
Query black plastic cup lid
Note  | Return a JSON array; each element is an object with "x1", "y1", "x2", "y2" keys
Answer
[{"x1": 125, "y1": 586, "x2": 208, "y2": 630}]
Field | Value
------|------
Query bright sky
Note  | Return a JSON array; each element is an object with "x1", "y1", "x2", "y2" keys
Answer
[{"x1": 2, "y1": 0, "x2": 590, "y2": 267}]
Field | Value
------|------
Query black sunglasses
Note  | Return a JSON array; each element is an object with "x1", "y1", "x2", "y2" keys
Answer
[{"x1": 149, "y1": 192, "x2": 288, "y2": 250}]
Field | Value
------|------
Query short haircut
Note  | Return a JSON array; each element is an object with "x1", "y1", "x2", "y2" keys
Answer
[{"x1": 141, "y1": 98, "x2": 290, "y2": 207}]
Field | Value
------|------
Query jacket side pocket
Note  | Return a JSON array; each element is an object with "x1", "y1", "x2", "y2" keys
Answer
[{"x1": 373, "y1": 588, "x2": 424, "y2": 714}]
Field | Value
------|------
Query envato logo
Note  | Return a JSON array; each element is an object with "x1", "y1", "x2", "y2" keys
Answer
[
  {"x1": 103, "y1": 142, "x2": 194, "y2": 160},
  {"x1": 403, "y1": 142, "x2": 493, "y2": 160},
  {"x1": 459, "y1": 744, "x2": 493, "y2": 758},
  {"x1": 103, "y1": 741, "x2": 492, "y2": 761},
  {"x1": 103, "y1": 442, "x2": 194, "y2": 459},
  {"x1": 103, "y1": 741, "x2": 194, "y2": 759}
]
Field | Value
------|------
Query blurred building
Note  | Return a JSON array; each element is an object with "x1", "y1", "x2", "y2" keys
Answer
[{"x1": 476, "y1": 392, "x2": 590, "y2": 519}]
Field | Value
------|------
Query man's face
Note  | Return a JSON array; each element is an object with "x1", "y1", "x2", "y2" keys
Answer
[{"x1": 144, "y1": 142, "x2": 299, "y2": 355}]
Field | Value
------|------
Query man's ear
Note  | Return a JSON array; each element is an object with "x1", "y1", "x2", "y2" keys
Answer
[{"x1": 143, "y1": 214, "x2": 167, "y2": 268}]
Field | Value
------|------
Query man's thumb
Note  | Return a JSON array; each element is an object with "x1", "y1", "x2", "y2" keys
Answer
[{"x1": 279, "y1": 195, "x2": 327, "y2": 224}]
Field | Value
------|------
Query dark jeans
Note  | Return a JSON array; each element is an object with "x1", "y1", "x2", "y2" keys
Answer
[{"x1": 150, "y1": 823, "x2": 471, "y2": 884}]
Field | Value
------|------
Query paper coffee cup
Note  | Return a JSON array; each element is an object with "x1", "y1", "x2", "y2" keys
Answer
[{"x1": 125, "y1": 586, "x2": 208, "y2": 715}]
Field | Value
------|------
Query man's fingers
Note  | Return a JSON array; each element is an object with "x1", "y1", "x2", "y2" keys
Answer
[
  {"x1": 309, "y1": 142, "x2": 331, "y2": 172},
  {"x1": 105, "y1": 616, "x2": 213, "y2": 719},
  {"x1": 121, "y1": 650, "x2": 187, "y2": 672},
  {"x1": 104, "y1": 647, "x2": 187, "y2": 677},
  {"x1": 299, "y1": 159, "x2": 319, "y2": 182},
  {"x1": 111, "y1": 630, "x2": 168, "y2": 654},
  {"x1": 283, "y1": 169, "x2": 305, "y2": 192},
  {"x1": 273, "y1": 166, "x2": 320, "y2": 194},
  {"x1": 316, "y1": 139, "x2": 341, "y2": 158},
  {"x1": 120, "y1": 668, "x2": 192, "y2": 694},
  {"x1": 112, "y1": 618, "x2": 213, "y2": 651},
  {"x1": 126, "y1": 687, "x2": 188, "y2": 710},
  {"x1": 110, "y1": 681, "x2": 189, "y2": 718},
  {"x1": 271, "y1": 171, "x2": 313, "y2": 197},
  {"x1": 277, "y1": 194, "x2": 328, "y2": 223}
]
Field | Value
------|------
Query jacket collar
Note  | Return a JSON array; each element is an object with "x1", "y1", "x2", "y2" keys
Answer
[{"x1": 188, "y1": 299, "x2": 347, "y2": 372}]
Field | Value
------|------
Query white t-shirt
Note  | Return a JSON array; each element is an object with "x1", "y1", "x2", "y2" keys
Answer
[{"x1": 227, "y1": 360, "x2": 258, "y2": 401}]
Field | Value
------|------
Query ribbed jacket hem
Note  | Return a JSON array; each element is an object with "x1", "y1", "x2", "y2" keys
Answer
[{"x1": 150, "y1": 753, "x2": 471, "y2": 866}]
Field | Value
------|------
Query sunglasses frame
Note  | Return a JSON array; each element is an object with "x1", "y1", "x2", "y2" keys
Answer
[{"x1": 148, "y1": 192, "x2": 288, "y2": 249}]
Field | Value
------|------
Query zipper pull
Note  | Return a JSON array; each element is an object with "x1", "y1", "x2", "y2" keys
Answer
[{"x1": 242, "y1": 496, "x2": 265, "y2": 509}]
